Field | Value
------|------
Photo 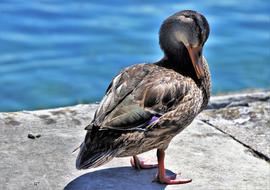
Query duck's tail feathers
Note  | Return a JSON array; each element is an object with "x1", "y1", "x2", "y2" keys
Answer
[
  {"x1": 75, "y1": 142, "x2": 119, "y2": 169},
  {"x1": 72, "y1": 144, "x2": 81, "y2": 154}
]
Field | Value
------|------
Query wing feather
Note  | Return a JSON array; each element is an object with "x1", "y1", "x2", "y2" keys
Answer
[{"x1": 92, "y1": 64, "x2": 152, "y2": 127}]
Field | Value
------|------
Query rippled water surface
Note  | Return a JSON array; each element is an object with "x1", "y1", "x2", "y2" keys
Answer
[{"x1": 0, "y1": 0, "x2": 269, "y2": 111}]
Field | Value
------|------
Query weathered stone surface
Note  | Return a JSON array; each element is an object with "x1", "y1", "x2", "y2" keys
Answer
[
  {"x1": 65, "y1": 121, "x2": 270, "y2": 190},
  {"x1": 201, "y1": 90, "x2": 270, "y2": 160},
  {"x1": 0, "y1": 91, "x2": 269, "y2": 190}
]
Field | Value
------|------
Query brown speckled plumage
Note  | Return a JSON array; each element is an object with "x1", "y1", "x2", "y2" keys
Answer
[{"x1": 76, "y1": 10, "x2": 211, "y2": 170}]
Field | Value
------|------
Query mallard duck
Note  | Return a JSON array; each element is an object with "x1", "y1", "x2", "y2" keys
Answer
[{"x1": 76, "y1": 10, "x2": 211, "y2": 185}]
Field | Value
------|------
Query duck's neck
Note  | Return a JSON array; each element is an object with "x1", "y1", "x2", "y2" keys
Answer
[{"x1": 155, "y1": 45, "x2": 211, "y2": 111}]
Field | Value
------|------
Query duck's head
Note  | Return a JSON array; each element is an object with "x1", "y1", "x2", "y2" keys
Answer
[{"x1": 159, "y1": 10, "x2": 210, "y2": 79}]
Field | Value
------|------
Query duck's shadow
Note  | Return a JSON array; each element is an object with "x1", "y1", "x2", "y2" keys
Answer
[{"x1": 64, "y1": 167, "x2": 174, "y2": 190}]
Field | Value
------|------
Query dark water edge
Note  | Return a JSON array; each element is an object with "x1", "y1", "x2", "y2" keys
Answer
[{"x1": 0, "y1": 1, "x2": 269, "y2": 112}]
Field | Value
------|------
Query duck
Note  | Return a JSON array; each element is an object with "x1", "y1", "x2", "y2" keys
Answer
[{"x1": 76, "y1": 10, "x2": 211, "y2": 185}]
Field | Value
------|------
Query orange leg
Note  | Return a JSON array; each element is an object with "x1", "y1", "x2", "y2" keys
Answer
[
  {"x1": 130, "y1": 155, "x2": 158, "y2": 170},
  {"x1": 154, "y1": 149, "x2": 192, "y2": 185}
]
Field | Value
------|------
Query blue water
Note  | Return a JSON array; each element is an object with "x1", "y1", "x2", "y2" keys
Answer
[{"x1": 0, "y1": 0, "x2": 269, "y2": 112}]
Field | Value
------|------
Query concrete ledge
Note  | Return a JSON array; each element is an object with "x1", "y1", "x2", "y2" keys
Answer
[{"x1": 0, "y1": 90, "x2": 269, "y2": 190}]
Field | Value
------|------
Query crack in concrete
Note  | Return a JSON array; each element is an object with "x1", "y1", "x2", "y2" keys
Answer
[{"x1": 200, "y1": 119, "x2": 270, "y2": 163}]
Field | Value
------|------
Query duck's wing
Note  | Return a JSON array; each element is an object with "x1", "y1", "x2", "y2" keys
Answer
[
  {"x1": 87, "y1": 64, "x2": 190, "y2": 131},
  {"x1": 88, "y1": 64, "x2": 153, "y2": 129}
]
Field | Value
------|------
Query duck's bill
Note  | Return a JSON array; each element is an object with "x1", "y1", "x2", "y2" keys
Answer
[{"x1": 187, "y1": 46, "x2": 205, "y2": 79}]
